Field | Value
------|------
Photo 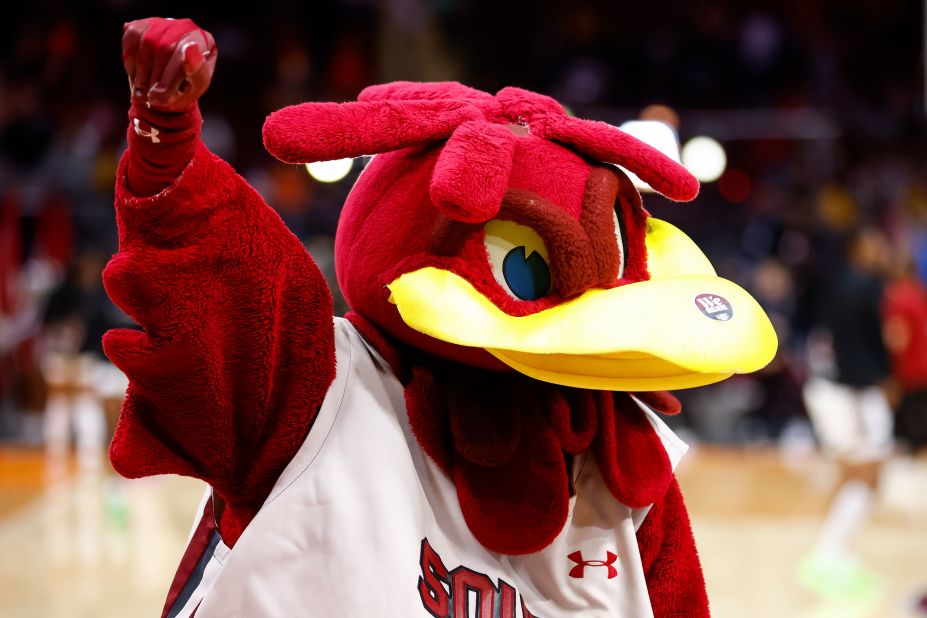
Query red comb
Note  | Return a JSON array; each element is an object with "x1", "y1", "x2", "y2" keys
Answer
[{"x1": 261, "y1": 81, "x2": 699, "y2": 203}]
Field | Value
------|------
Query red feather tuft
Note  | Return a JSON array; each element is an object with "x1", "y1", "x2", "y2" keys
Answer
[
  {"x1": 429, "y1": 121, "x2": 518, "y2": 223},
  {"x1": 495, "y1": 86, "x2": 565, "y2": 120},
  {"x1": 262, "y1": 99, "x2": 482, "y2": 163},
  {"x1": 533, "y1": 115, "x2": 699, "y2": 202}
]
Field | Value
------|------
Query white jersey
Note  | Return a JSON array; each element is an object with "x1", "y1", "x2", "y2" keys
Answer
[{"x1": 168, "y1": 318, "x2": 687, "y2": 618}]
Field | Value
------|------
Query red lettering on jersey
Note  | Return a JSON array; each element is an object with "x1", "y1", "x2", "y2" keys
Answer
[
  {"x1": 499, "y1": 580, "x2": 516, "y2": 618},
  {"x1": 419, "y1": 539, "x2": 450, "y2": 617},
  {"x1": 451, "y1": 568, "x2": 495, "y2": 618},
  {"x1": 417, "y1": 538, "x2": 540, "y2": 618}
]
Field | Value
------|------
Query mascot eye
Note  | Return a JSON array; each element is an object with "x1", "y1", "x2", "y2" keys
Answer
[
  {"x1": 484, "y1": 220, "x2": 551, "y2": 301},
  {"x1": 502, "y1": 247, "x2": 551, "y2": 300},
  {"x1": 613, "y1": 207, "x2": 628, "y2": 280}
]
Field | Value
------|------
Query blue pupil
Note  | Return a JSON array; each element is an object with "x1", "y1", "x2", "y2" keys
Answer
[{"x1": 502, "y1": 246, "x2": 551, "y2": 300}]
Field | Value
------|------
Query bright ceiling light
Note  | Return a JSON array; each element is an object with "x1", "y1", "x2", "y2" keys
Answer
[
  {"x1": 618, "y1": 120, "x2": 681, "y2": 193},
  {"x1": 305, "y1": 158, "x2": 354, "y2": 183},
  {"x1": 681, "y1": 136, "x2": 727, "y2": 183}
]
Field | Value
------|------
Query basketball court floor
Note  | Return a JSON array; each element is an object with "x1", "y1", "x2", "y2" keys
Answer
[{"x1": 0, "y1": 445, "x2": 925, "y2": 617}]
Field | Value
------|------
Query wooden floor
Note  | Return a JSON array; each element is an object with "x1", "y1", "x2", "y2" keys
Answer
[
  {"x1": 0, "y1": 446, "x2": 925, "y2": 617},
  {"x1": 677, "y1": 447, "x2": 927, "y2": 618}
]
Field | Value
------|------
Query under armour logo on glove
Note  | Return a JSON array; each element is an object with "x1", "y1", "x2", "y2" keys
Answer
[
  {"x1": 568, "y1": 550, "x2": 619, "y2": 579},
  {"x1": 133, "y1": 117, "x2": 161, "y2": 143}
]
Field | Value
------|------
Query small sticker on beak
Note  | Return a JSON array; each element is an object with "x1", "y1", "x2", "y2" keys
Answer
[{"x1": 695, "y1": 294, "x2": 733, "y2": 321}]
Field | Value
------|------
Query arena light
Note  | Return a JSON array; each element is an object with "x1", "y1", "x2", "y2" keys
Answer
[
  {"x1": 618, "y1": 120, "x2": 681, "y2": 192},
  {"x1": 681, "y1": 136, "x2": 727, "y2": 183},
  {"x1": 305, "y1": 158, "x2": 354, "y2": 183}
]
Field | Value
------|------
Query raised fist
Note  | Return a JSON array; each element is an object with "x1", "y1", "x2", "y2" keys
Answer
[{"x1": 122, "y1": 17, "x2": 217, "y2": 112}]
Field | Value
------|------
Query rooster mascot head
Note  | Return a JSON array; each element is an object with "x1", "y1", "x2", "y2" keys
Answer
[{"x1": 262, "y1": 81, "x2": 777, "y2": 554}]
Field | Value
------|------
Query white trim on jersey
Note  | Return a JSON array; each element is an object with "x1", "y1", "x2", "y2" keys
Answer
[{"x1": 167, "y1": 531, "x2": 230, "y2": 618}]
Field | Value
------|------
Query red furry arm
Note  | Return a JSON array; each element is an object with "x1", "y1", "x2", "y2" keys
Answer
[
  {"x1": 103, "y1": 135, "x2": 335, "y2": 546},
  {"x1": 637, "y1": 478, "x2": 710, "y2": 617}
]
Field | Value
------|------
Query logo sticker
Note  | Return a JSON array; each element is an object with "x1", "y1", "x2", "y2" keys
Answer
[{"x1": 695, "y1": 294, "x2": 733, "y2": 321}]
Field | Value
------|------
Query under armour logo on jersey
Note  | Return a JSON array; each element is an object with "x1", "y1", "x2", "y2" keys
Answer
[
  {"x1": 133, "y1": 118, "x2": 161, "y2": 143},
  {"x1": 568, "y1": 550, "x2": 619, "y2": 579}
]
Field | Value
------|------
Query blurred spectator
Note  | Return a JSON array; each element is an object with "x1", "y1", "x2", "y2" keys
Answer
[
  {"x1": 41, "y1": 253, "x2": 129, "y2": 472},
  {"x1": 883, "y1": 251, "x2": 927, "y2": 452}
]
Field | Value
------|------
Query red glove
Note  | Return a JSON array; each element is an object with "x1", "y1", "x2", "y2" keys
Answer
[
  {"x1": 122, "y1": 17, "x2": 216, "y2": 112},
  {"x1": 121, "y1": 18, "x2": 217, "y2": 196}
]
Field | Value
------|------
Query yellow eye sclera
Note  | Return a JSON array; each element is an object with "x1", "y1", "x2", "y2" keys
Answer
[
  {"x1": 483, "y1": 220, "x2": 549, "y2": 261},
  {"x1": 483, "y1": 220, "x2": 551, "y2": 299}
]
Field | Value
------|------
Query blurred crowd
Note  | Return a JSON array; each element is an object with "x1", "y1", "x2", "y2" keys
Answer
[{"x1": 1, "y1": 0, "x2": 926, "y2": 460}]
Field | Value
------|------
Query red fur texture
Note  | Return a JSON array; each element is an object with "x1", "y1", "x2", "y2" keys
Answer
[
  {"x1": 637, "y1": 478, "x2": 711, "y2": 617},
  {"x1": 263, "y1": 99, "x2": 484, "y2": 163},
  {"x1": 635, "y1": 390, "x2": 683, "y2": 415},
  {"x1": 429, "y1": 121, "x2": 518, "y2": 222},
  {"x1": 533, "y1": 114, "x2": 699, "y2": 201},
  {"x1": 404, "y1": 361, "x2": 675, "y2": 555},
  {"x1": 105, "y1": 142, "x2": 335, "y2": 545}
]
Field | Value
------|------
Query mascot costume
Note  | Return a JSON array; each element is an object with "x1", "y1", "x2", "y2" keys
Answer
[{"x1": 108, "y1": 17, "x2": 777, "y2": 618}]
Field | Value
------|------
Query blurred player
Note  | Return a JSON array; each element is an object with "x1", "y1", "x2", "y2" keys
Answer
[{"x1": 801, "y1": 226, "x2": 893, "y2": 600}]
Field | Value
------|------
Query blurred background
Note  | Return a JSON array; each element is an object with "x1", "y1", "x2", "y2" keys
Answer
[{"x1": 2, "y1": 1, "x2": 927, "y2": 616}]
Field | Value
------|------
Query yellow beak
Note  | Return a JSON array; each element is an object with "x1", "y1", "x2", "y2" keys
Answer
[{"x1": 387, "y1": 218, "x2": 778, "y2": 391}]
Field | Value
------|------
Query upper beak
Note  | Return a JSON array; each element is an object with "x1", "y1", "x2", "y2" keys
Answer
[{"x1": 386, "y1": 218, "x2": 778, "y2": 391}]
